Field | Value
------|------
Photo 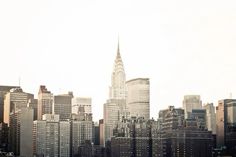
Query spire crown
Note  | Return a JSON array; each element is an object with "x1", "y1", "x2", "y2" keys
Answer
[{"x1": 117, "y1": 38, "x2": 121, "y2": 59}]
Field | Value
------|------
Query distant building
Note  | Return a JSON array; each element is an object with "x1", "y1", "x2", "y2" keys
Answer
[
  {"x1": 216, "y1": 99, "x2": 236, "y2": 155},
  {"x1": 190, "y1": 109, "x2": 207, "y2": 129},
  {"x1": 9, "y1": 107, "x2": 34, "y2": 157},
  {"x1": 72, "y1": 97, "x2": 92, "y2": 115},
  {"x1": 0, "y1": 85, "x2": 19, "y2": 122},
  {"x1": 0, "y1": 122, "x2": 8, "y2": 152},
  {"x1": 59, "y1": 121, "x2": 71, "y2": 157},
  {"x1": 155, "y1": 106, "x2": 213, "y2": 157},
  {"x1": 158, "y1": 106, "x2": 185, "y2": 131},
  {"x1": 94, "y1": 122, "x2": 100, "y2": 145},
  {"x1": 183, "y1": 95, "x2": 202, "y2": 118},
  {"x1": 203, "y1": 103, "x2": 216, "y2": 134},
  {"x1": 126, "y1": 78, "x2": 150, "y2": 120},
  {"x1": 71, "y1": 120, "x2": 93, "y2": 156},
  {"x1": 71, "y1": 106, "x2": 93, "y2": 156},
  {"x1": 103, "y1": 41, "x2": 128, "y2": 146},
  {"x1": 109, "y1": 41, "x2": 126, "y2": 100},
  {"x1": 37, "y1": 85, "x2": 53, "y2": 120},
  {"x1": 99, "y1": 119, "x2": 104, "y2": 146},
  {"x1": 4, "y1": 87, "x2": 30, "y2": 125},
  {"x1": 28, "y1": 98, "x2": 38, "y2": 121},
  {"x1": 33, "y1": 114, "x2": 60, "y2": 157},
  {"x1": 54, "y1": 92, "x2": 73, "y2": 120},
  {"x1": 103, "y1": 99, "x2": 126, "y2": 144},
  {"x1": 78, "y1": 140, "x2": 93, "y2": 157},
  {"x1": 111, "y1": 117, "x2": 154, "y2": 157}
]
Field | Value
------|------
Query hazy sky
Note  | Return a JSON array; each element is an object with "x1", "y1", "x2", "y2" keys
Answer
[{"x1": 1, "y1": 0, "x2": 236, "y2": 121}]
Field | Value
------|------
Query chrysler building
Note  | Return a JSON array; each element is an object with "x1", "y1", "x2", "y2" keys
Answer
[{"x1": 109, "y1": 41, "x2": 126, "y2": 100}]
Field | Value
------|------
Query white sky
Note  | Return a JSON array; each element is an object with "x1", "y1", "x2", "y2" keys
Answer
[{"x1": 1, "y1": 0, "x2": 236, "y2": 122}]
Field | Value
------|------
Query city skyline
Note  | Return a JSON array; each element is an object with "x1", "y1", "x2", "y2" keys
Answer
[{"x1": 1, "y1": 0, "x2": 236, "y2": 121}]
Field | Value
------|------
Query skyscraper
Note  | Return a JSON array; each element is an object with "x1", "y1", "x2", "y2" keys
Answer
[
  {"x1": 109, "y1": 41, "x2": 126, "y2": 100},
  {"x1": 33, "y1": 114, "x2": 60, "y2": 157},
  {"x1": 203, "y1": 103, "x2": 216, "y2": 134},
  {"x1": 183, "y1": 95, "x2": 202, "y2": 119},
  {"x1": 103, "y1": 41, "x2": 127, "y2": 145},
  {"x1": 216, "y1": 99, "x2": 236, "y2": 155},
  {"x1": 71, "y1": 120, "x2": 93, "y2": 156},
  {"x1": 9, "y1": 107, "x2": 34, "y2": 156},
  {"x1": 103, "y1": 99, "x2": 126, "y2": 145},
  {"x1": 59, "y1": 121, "x2": 71, "y2": 157},
  {"x1": 126, "y1": 78, "x2": 150, "y2": 119},
  {"x1": 0, "y1": 85, "x2": 19, "y2": 122},
  {"x1": 54, "y1": 92, "x2": 73, "y2": 120},
  {"x1": 37, "y1": 85, "x2": 53, "y2": 120},
  {"x1": 4, "y1": 87, "x2": 29, "y2": 125}
]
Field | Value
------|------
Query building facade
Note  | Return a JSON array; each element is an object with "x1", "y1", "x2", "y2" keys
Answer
[
  {"x1": 126, "y1": 78, "x2": 150, "y2": 120},
  {"x1": 54, "y1": 92, "x2": 73, "y2": 120},
  {"x1": 9, "y1": 107, "x2": 34, "y2": 156},
  {"x1": 71, "y1": 120, "x2": 93, "y2": 156},
  {"x1": 216, "y1": 99, "x2": 236, "y2": 156},
  {"x1": 183, "y1": 95, "x2": 202, "y2": 119},
  {"x1": 155, "y1": 106, "x2": 213, "y2": 157},
  {"x1": 0, "y1": 86, "x2": 19, "y2": 123},
  {"x1": 72, "y1": 97, "x2": 92, "y2": 115},
  {"x1": 37, "y1": 85, "x2": 53, "y2": 120},
  {"x1": 33, "y1": 114, "x2": 60, "y2": 157},
  {"x1": 203, "y1": 103, "x2": 216, "y2": 134},
  {"x1": 4, "y1": 88, "x2": 30, "y2": 125}
]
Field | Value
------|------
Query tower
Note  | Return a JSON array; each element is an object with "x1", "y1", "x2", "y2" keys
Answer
[
  {"x1": 103, "y1": 40, "x2": 127, "y2": 145},
  {"x1": 37, "y1": 85, "x2": 53, "y2": 120},
  {"x1": 109, "y1": 40, "x2": 126, "y2": 100},
  {"x1": 126, "y1": 78, "x2": 150, "y2": 119}
]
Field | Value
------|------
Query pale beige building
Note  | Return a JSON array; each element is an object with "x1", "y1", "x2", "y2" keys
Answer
[
  {"x1": 4, "y1": 88, "x2": 29, "y2": 125},
  {"x1": 37, "y1": 85, "x2": 53, "y2": 120},
  {"x1": 203, "y1": 103, "x2": 216, "y2": 134},
  {"x1": 126, "y1": 78, "x2": 150, "y2": 120},
  {"x1": 183, "y1": 95, "x2": 202, "y2": 118}
]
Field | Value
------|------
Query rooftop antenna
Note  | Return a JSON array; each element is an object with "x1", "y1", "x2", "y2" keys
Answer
[{"x1": 18, "y1": 77, "x2": 21, "y2": 87}]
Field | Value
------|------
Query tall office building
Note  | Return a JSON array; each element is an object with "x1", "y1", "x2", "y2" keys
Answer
[
  {"x1": 59, "y1": 121, "x2": 71, "y2": 157},
  {"x1": 190, "y1": 109, "x2": 207, "y2": 129},
  {"x1": 28, "y1": 98, "x2": 38, "y2": 121},
  {"x1": 103, "y1": 41, "x2": 127, "y2": 145},
  {"x1": 109, "y1": 41, "x2": 126, "y2": 100},
  {"x1": 0, "y1": 122, "x2": 8, "y2": 151},
  {"x1": 103, "y1": 99, "x2": 126, "y2": 145},
  {"x1": 54, "y1": 92, "x2": 73, "y2": 120},
  {"x1": 71, "y1": 120, "x2": 93, "y2": 156},
  {"x1": 183, "y1": 95, "x2": 202, "y2": 118},
  {"x1": 4, "y1": 87, "x2": 30, "y2": 125},
  {"x1": 99, "y1": 119, "x2": 104, "y2": 146},
  {"x1": 72, "y1": 97, "x2": 92, "y2": 115},
  {"x1": 33, "y1": 114, "x2": 60, "y2": 157},
  {"x1": 37, "y1": 85, "x2": 53, "y2": 120},
  {"x1": 216, "y1": 99, "x2": 236, "y2": 155},
  {"x1": 0, "y1": 86, "x2": 19, "y2": 122},
  {"x1": 9, "y1": 107, "x2": 34, "y2": 157},
  {"x1": 203, "y1": 103, "x2": 216, "y2": 134},
  {"x1": 126, "y1": 78, "x2": 150, "y2": 119}
]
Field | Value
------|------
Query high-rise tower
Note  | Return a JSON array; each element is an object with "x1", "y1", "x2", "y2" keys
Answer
[
  {"x1": 103, "y1": 40, "x2": 127, "y2": 146},
  {"x1": 109, "y1": 41, "x2": 126, "y2": 100}
]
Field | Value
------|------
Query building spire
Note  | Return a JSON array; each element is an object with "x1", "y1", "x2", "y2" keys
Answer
[{"x1": 117, "y1": 36, "x2": 121, "y2": 58}]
